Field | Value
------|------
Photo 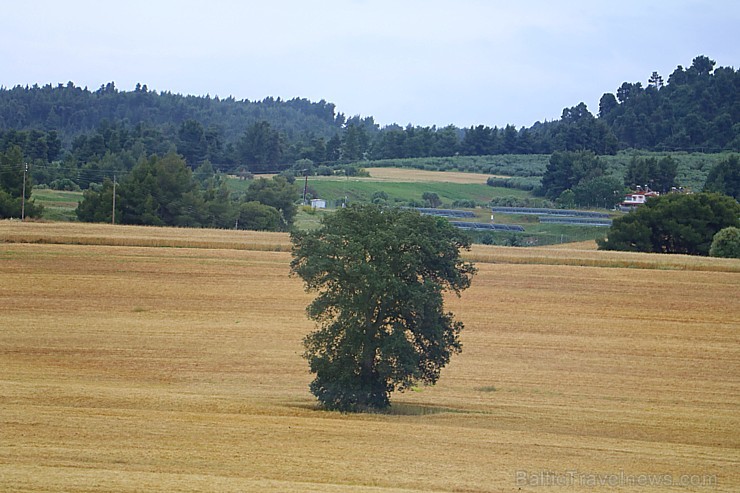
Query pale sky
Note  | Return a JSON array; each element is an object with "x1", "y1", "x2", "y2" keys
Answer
[{"x1": 2, "y1": 1, "x2": 738, "y2": 129}]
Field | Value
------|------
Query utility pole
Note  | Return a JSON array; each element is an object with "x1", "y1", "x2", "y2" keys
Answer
[
  {"x1": 111, "y1": 175, "x2": 116, "y2": 225},
  {"x1": 302, "y1": 169, "x2": 309, "y2": 205},
  {"x1": 21, "y1": 163, "x2": 28, "y2": 221}
]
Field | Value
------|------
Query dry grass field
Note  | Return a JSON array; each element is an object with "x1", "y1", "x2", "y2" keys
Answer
[
  {"x1": 366, "y1": 168, "x2": 499, "y2": 184},
  {"x1": 1, "y1": 221, "x2": 739, "y2": 492}
]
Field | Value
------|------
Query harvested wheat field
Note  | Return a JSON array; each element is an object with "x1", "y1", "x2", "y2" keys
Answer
[
  {"x1": 365, "y1": 168, "x2": 499, "y2": 184},
  {"x1": 1, "y1": 221, "x2": 739, "y2": 492}
]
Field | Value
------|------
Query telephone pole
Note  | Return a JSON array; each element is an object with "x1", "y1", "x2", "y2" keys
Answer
[
  {"x1": 21, "y1": 163, "x2": 28, "y2": 221},
  {"x1": 112, "y1": 175, "x2": 116, "y2": 225},
  {"x1": 302, "y1": 169, "x2": 309, "y2": 205}
]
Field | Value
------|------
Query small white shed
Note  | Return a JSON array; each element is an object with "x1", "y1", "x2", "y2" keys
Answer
[{"x1": 310, "y1": 198, "x2": 327, "y2": 209}]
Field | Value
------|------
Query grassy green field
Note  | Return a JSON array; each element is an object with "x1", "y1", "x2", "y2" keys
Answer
[
  {"x1": 347, "y1": 151, "x2": 734, "y2": 193},
  {"x1": 356, "y1": 154, "x2": 550, "y2": 177},
  {"x1": 32, "y1": 178, "x2": 523, "y2": 217},
  {"x1": 303, "y1": 177, "x2": 528, "y2": 207},
  {"x1": 31, "y1": 189, "x2": 83, "y2": 221},
  {"x1": 31, "y1": 170, "x2": 611, "y2": 246}
]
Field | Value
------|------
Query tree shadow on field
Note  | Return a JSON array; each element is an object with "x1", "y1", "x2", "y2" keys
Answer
[
  {"x1": 379, "y1": 403, "x2": 467, "y2": 416},
  {"x1": 287, "y1": 401, "x2": 466, "y2": 416}
]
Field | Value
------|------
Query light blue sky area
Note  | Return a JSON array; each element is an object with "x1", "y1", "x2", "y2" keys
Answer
[{"x1": 2, "y1": 0, "x2": 737, "y2": 128}]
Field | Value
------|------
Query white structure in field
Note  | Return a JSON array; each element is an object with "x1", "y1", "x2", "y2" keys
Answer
[{"x1": 310, "y1": 198, "x2": 326, "y2": 209}]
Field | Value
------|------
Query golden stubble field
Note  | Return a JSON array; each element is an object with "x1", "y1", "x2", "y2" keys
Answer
[
  {"x1": 364, "y1": 168, "x2": 498, "y2": 184},
  {"x1": 1, "y1": 221, "x2": 739, "y2": 492}
]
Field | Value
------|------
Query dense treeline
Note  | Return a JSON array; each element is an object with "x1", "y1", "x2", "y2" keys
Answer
[
  {"x1": 599, "y1": 56, "x2": 740, "y2": 152},
  {"x1": 0, "y1": 82, "x2": 341, "y2": 145},
  {"x1": 75, "y1": 152, "x2": 299, "y2": 230},
  {"x1": 1, "y1": 56, "x2": 737, "y2": 183}
]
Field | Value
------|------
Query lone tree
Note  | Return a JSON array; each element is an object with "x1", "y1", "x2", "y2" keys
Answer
[{"x1": 290, "y1": 205, "x2": 476, "y2": 412}]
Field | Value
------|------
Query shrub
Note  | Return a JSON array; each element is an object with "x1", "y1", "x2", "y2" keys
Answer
[
  {"x1": 452, "y1": 199, "x2": 477, "y2": 208},
  {"x1": 371, "y1": 190, "x2": 389, "y2": 204},
  {"x1": 50, "y1": 178, "x2": 81, "y2": 191},
  {"x1": 709, "y1": 227, "x2": 740, "y2": 258},
  {"x1": 316, "y1": 165, "x2": 333, "y2": 176},
  {"x1": 490, "y1": 196, "x2": 554, "y2": 208},
  {"x1": 486, "y1": 176, "x2": 540, "y2": 191}
]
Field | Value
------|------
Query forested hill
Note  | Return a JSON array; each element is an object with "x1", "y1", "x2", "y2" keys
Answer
[
  {"x1": 0, "y1": 82, "x2": 344, "y2": 144},
  {"x1": 598, "y1": 55, "x2": 739, "y2": 152},
  {"x1": 0, "y1": 55, "x2": 737, "y2": 175}
]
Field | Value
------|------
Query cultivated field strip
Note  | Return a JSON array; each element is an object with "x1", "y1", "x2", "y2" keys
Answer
[
  {"x1": 2, "y1": 220, "x2": 739, "y2": 273},
  {"x1": 0, "y1": 221, "x2": 291, "y2": 252},
  {"x1": 364, "y1": 168, "x2": 498, "y2": 183},
  {"x1": 1, "y1": 225, "x2": 738, "y2": 492}
]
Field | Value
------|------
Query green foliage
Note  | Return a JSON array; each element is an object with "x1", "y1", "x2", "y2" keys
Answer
[
  {"x1": 599, "y1": 56, "x2": 740, "y2": 152},
  {"x1": 371, "y1": 124, "x2": 461, "y2": 159},
  {"x1": 550, "y1": 102, "x2": 618, "y2": 154},
  {"x1": 451, "y1": 199, "x2": 477, "y2": 208},
  {"x1": 540, "y1": 150, "x2": 606, "y2": 200},
  {"x1": 624, "y1": 156, "x2": 678, "y2": 192},
  {"x1": 362, "y1": 154, "x2": 549, "y2": 177},
  {"x1": 598, "y1": 192, "x2": 740, "y2": 255},
  {"x1": 0, "y1": 83, "x2": 341, "y2": 154},
  {"x1": 236, "y1": 201, "x2": 283, "y2": 231},
  {"x1": 2, "y1": 55, "x2": 738, "y2": 213},
  {"x1": 0, "y1": 129, "x2": 62, "y2": 163},
  {"x1": 49, "y1": 178, "x2": 81, "y2": 191},
  {"x1": 486, "y1": 176, "x2": 540, "y2": 191},
  {"x1": 75, "y1": 154, "x2": 298, "y2": 231},
  {"x1": 703, "y1": 155, "x2": 739, "y2": 199},
  {"x1": 422, "y1": 191, "x2": 442, "y2": 208},
  {"x1": 242, "y1": 175, "x2": 299, "y2": 228},
  {"x1": 290, "y1": 205, "x2": 476, "y2": 411},
  {"x1": 76, "y1": 178, "x2": 116, "y2": 223},
  {"x1": 119, "y1": 152, "x2": 201, "y2": 226},
  {"x1": 177, "y1": 119, "x2": 208, "y2": 167},
  {"x1": 236, "y1": 121, "x2": 283, "y2": 172},
  {"x1": 709, "y1": 227, "x2": 740, "y2": 258},
  {"x1": 371, "y1": 190, "x2": 389, "y2": 204},
  {"x1": 1, "y1": 56, "x2": 739, "y2": 189},
  {"x1": 572, "y1": 175, "x2": 624, "y2": 209},
  {"x1": 556, "y1": 189, "x2": 576, "y2": 209},
  {"x1": 0, "y1": 146, "x2": 25, "y2": 199},
  {"x1": 316, "y1": 165, "x2": 333, "y2": 176},
  {"x1": 340, "y1": 124, "x2": 370, "y2": 161},
  {"x1": 488, "y1": 196, "x2": 553, "y2": 208},
  {"x1": 0, "y1": 145, "x2": 42, "y2": 219}
]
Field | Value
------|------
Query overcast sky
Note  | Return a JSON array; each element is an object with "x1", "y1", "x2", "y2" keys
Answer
[{"x1": 2, "y1": 1, "x2": 738, "y2": 128}]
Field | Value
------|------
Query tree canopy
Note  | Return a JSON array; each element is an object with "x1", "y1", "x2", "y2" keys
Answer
[
  {"x1": 290, "y1": 205, "x2": 476, "y2": 411},
  {"x1": 539, "y1": 150, "x2": 607, "y2": 200},
  {"x1": 709, "y1": 227, "x2": 740, "y2": 258},
  {"x1": 76, "y1": 153, "x2": 298, "y2": 231},
  {"x1": 597, "y1": 192, "x2": 740, "y2": 255},
  {"x1": 624, "y1": 155, "x2": 678, "y2": 193},
  {"x1": 703, "y1": 155, "x2": 740, "y2": 199},
  {"x1": 0, "y1": 145, "x2": 42, "y2": 219}
]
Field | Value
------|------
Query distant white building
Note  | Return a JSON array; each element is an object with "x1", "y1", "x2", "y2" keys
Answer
[{"x1": 310, "y1": 198, "x2": 326, "y2": 209}]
